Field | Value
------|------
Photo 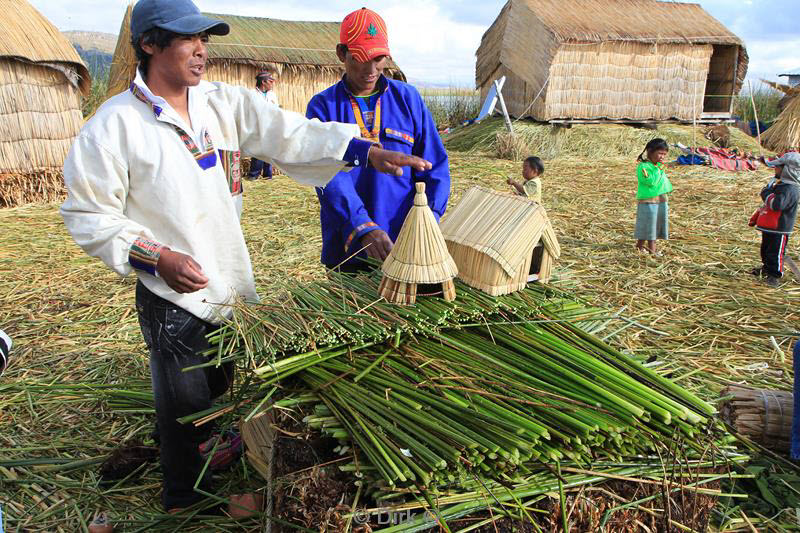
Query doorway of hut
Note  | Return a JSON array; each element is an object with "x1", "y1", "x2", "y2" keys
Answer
[{"x1": 702, "y1": 44, "x2": 738, "y2": 116}]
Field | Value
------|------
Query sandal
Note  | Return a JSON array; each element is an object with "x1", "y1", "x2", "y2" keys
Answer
[{"x1": 199, "y1": 429, "x2": 243, "y2": 471}]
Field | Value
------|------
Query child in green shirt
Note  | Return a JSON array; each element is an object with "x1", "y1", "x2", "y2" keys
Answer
[
  {"x1": 634, "y1": 139, "x2": 673, "y2": 256},
  {"x1": 508, "y1": 156, "x2": 544, "y2": 203}
]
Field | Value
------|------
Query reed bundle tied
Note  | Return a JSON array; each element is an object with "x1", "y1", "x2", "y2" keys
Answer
[
  {"x1": 379, "y1": 182, "x2": 458, "y2": 304},
  {"x1": 446, "y1": 117, "x2": 767, "y2": 161},
  {"x1": 720, "y1": 386, "x2": 793, "y2": 452}
]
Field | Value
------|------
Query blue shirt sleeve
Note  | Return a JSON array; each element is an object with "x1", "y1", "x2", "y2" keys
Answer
[
  {"x1": 343, "y1": 138, "x2": 373, "y2": 168},
  {"x1": 306, "y1": 95, "x2": 379, "y2": 251},
  {"x1": 410, "y1": 90, "x2": 450, "y2": 221}
]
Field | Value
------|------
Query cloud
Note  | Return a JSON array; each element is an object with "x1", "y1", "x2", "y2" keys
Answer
[
  {"x1": 27, "y1": 0, "x2": 800, "y2": 87},
  {"x1": 381, "y1": 1, "x2": 486, "y2": 85},
  {"x1": 745, "y1": 38, "x2": 800, "y2": 81},
  {"x1": 29, "y1": 0, "x2": 128, "y2": 33}
]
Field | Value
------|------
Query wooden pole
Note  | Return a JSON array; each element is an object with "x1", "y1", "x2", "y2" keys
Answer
[
  {"x1": 495, "y1": 79, "x2": 514, "y2": 134},
  {"x1": 692, "y1": 82, "x2": 698, "y2": 157},
  {"x1": 748, "y1": 80, "x2": 763, "y2": 156}
]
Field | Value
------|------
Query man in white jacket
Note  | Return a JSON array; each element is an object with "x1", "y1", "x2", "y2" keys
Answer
[
  {"x1": 247, "y1": 69, "x2": 279, "y2": 180},
  {"x1": 61, "y1": 0, "x2": 430, "y2": 514}
]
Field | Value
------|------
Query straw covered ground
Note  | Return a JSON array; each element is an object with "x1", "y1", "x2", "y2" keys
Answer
[{"x1": 1, "y1": 127, "x2": 798, "y2": 530}]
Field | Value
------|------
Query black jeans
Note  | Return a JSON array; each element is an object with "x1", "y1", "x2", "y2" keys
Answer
[
  {"x1": 248, "y1": 158, "x2": 272, "y2": 178},
  {"x1": 135, "y1": 281, "x2": 233, "y2": 510},
  {"x1": 760, "y1": 232, "x2": 789, "y2": 278}
]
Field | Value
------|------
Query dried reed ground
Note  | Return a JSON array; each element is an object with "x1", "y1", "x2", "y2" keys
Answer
[{"x1": 1, "y1": 146, "x2": 798, "y2": 531}]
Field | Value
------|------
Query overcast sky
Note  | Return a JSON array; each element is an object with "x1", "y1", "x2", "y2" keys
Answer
[{"x1": 30, "y1": 0, "x2": 800, "y2": 87}]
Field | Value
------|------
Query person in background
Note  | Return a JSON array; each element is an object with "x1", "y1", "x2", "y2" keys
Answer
[
  {"x1": 246, "y1": 70, "x2": 279, "y2": 180},
  {"x1": 0, "y1": 329, "x2": 11, "y2": 377},
  {"x1": 306, "y1": 8, "x2": 450, "y2": 272},
  {"x1": 60, "y1": 0, "x2": 431, "y2": 515},
  {"x1": 506, "y1": 156, "x2": 545, "y2": 281},
  {"x1": 634, "y1": 138, "x2": 673, "y2": 256},
  {"x1": 751, "y1": 152, "x2": 800, "y2": 287},
  {"x1": 508, "y1": 156, "x2": 544, "y2": 203}
]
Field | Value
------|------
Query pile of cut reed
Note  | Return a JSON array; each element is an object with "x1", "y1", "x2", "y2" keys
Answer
[
  {"x1": 207, "y1": 269, "x2": 746, "y2": 531},
  {"x1": 1, "y1": 149, "x2": 796, "y2": 531}
]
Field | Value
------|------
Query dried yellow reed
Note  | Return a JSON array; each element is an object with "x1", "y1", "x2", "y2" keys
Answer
[
  {"x1": 720, "y1": 386, "x2": 792, "y2": 452},
  {"x1": 440, "y1": 186, "x2": 559, "y2": 295},
  {"x1": 0, "y1": 171, "x2": 65, "y2": 208},
  {"x1": 476, "y1": 0, "x2": 745, "y2": 121},
  {"x1": 379, "y1": 182, "x2": 458, "y2": 305},
  {"x1": 240, "y1": 410, "x2": 275, "y2": 482},
  {"x1": 0, "y1": 0, "x2": 90, "y2": 94},
  {"x1": 762, "y1": 95, "x2": 800, "y2": 153}
]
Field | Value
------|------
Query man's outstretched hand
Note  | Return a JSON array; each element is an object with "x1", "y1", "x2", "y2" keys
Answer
[
  {"x1": 368, "y1": 146, "x2": 432, "y2": 176},
  {"x1": 156, "y1": 249, "x2": 209, "y2": 294},
  {"x1": 360, "y1": 230, "x2": 394, "y2": 261}
]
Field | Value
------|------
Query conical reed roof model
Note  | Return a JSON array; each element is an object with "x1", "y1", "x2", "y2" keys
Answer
[{"x1": 379, "y1": 182, "x2": 458, "y2": 305}]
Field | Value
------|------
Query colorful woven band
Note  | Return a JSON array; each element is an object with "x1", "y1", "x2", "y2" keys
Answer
[
  {"x1": 130, "y1": 82, "x2": 217, "y2": 170},
  {"x1": 345, "y1": 222, "x2": 379, "y2": 250},
  {"x1": 349, "y1": 95, "x2": 381, "y2": 141},
  {"x1": 129, "y1": 237, "x2": 165, "y2": 276}
]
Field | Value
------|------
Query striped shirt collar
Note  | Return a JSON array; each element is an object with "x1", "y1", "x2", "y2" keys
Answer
[{"x1": 132, "y1": 67, "x2": 218, "y2": 143}]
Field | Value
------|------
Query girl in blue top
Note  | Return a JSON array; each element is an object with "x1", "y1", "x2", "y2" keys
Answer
[{"x1": 635, "y1": 138, "x2": 673, "y2": 256}]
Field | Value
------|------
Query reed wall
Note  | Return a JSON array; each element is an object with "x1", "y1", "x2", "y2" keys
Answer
[
  {"x1": 543, "y1": 42, "x2": 712, "y2": 121},
  {"x1": 446, "y1": 242, "x2": 530, "y2": 296},
  {"x1": 0, "y1": 59, "x2": 83, "y2": 206}
]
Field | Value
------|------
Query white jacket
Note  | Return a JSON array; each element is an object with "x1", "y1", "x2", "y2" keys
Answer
[
  {"x1": 61, "y1": 74, "x2": 360, "y2": 323},
  {"x1": 254, "y1": 88, "x2": 279, "y2": 107}
]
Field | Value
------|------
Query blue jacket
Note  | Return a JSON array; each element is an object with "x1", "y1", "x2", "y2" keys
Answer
[{"x1": 306, "y1": 75, "x2": 450, "y2": 268}]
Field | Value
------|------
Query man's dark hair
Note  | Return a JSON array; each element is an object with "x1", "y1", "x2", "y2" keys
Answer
[
  {"x1": 255, "y1": 68, "x2": 276, "y2": 88},
  {"x1": 132, "y1": 27, "x2": 181, "y2": 77},
  {"x1": 524, "y1": 156, "x2": 544, "y2": 175}
]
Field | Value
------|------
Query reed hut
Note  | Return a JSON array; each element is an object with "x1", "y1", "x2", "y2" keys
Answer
[
  {"x1": 762, "y1": 95, "x2": 800, "y2": 154},
  {"x1": 476, "y1": 0, "x2": 748, "y2": 123},
  {"x1": 0, "y1": 0, "x2": 90, "y2": 207},
  {"x1": 440, "y1": 187, "x2": 560, "y2": 296},
  {"x1": 108, "y1": 3, "x2": 406, "y2": 114}
]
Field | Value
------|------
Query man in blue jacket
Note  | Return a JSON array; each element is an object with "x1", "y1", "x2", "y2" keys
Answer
[{"x1": 306, "y1": 8, "x2": 450, "y2": 271}]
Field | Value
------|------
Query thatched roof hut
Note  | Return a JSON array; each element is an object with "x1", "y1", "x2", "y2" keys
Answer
[
  {"x1": 440, "y1": 187, "x2": 560, "y2": 296},
  {"x1": 476, "y1": 0, "x2": 748, "y2": 123},
  {"x1": 108, "y1": 3, "x2": 406, "y2": 114},
  {"x1": 0, "y1": 0, "x2": 90, "y2": 207},
  {"x1": 762, "y1": 96, "x2": 800, "y2": 154}
]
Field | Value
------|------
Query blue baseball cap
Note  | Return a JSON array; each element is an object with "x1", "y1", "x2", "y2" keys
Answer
[{"x1": 131, "y1": 0, "x2": 229, "y2": 41}]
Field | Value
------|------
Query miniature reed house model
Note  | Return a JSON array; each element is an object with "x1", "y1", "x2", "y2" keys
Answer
[
  {"x1": 379, "y1": 182, "x2": 458, "y2": 305},
  {"x1": 440, "y1": 186, "x2": 560, "y2": 296}
]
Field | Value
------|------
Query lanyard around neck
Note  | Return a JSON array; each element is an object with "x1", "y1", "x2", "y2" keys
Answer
[
  {"x1": 348, "y1": 93, "x2": 381, "y2": 141},
  {"x1": 130, "y1": 83, "x2": 218, "y2": 170}
]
